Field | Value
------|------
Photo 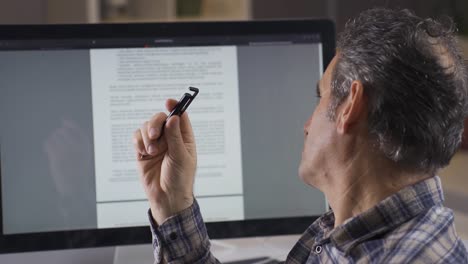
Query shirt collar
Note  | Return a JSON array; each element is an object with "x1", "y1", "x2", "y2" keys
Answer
[{"x1": 316, "y1": 176, "x2": 444, "y2": 254}]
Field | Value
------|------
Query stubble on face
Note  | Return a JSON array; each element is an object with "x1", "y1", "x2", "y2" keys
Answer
[{"x1": 298, "y1": 56, "x2": 339, "y2": 187}]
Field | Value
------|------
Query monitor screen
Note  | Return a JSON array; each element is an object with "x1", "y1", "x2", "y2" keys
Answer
[{"x1": 0, "y1": 20, "x2": 335, "y2": 252}]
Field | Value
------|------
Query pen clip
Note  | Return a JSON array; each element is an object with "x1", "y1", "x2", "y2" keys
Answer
[
  {"x1": 179, "y1": 87, "x2": 199, "y2": 114},
  {"x1": 168, "y1": 86, "x2": 199, "y2": 117},
  {"x1": 179, "y1": 87, "x2": 198, "y2": 115}
]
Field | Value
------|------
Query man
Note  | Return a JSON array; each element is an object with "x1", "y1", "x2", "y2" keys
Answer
[{"x1": 133, "y1": 8, "x2": 468, "y2": 263}]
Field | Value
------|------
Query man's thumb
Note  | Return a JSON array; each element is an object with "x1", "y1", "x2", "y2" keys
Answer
[{"x1": 165, "y1": 115, "x2": 185, "y2": 154}]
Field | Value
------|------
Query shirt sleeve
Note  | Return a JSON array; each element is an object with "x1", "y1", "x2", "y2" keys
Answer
[{"x1": 148, "y1": 199, "x2": 220, "y2": 264}]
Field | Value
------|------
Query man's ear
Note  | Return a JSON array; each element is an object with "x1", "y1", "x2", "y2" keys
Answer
[{"x1": 337, "y1": 80, "x2": 366, "y2": 134}]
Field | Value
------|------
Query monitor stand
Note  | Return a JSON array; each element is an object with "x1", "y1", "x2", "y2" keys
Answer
[{"x1": 112, "y1": 235, "x2": 298, "y2": 264}]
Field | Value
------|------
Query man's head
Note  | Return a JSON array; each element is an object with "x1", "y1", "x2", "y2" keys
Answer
[{"x1": 299, "y1": 8, "x2": 468, "y2": 185}]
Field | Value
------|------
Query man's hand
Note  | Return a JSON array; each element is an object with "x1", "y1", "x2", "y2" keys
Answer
[{"x1": 133, "y1": 99, "x2": 197, "y2": 225}]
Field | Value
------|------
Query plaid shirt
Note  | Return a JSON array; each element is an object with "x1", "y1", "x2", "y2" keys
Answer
[{"x1": 149, "y1": 176, "x2": 468, "y2": 263}]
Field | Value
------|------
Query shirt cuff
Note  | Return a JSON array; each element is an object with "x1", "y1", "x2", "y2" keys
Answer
[{"x1": 148, "y1": 199, "x2": 210, "y2": 263}]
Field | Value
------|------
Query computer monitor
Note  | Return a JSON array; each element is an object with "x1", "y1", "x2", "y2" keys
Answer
[{"x1": 0, "y1": 20, "x2": 335, "y2": 253}]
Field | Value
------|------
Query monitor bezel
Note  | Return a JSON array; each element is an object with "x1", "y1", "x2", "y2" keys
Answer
[{"x1": 0, "y1": 19, "x2": 335, "y2": 253}]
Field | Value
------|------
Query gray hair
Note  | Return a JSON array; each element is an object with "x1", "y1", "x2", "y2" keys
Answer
[{"x1": 329, "y1": 8, "x2": 468, "y2": 174}]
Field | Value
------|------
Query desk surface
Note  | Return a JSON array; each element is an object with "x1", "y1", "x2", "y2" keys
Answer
[
  {"x1": 0, "y1": 235, "x2": 300, "y2": 264},
  {"x1": 0, "y1": 237, "x2": 466, "y2": 263}
]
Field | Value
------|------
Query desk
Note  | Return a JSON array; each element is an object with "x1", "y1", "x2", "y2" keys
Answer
[
  {"x1": 1, "y1": 237, "x2": 466, "y2": 263},
  {"x1": 0, "y1": 235, "x2": 300, "y2": 264}
]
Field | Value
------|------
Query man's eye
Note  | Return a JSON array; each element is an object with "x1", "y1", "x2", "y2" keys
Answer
[{"x1": 315, "y1": 83, "x2": 321, "y2": 99}]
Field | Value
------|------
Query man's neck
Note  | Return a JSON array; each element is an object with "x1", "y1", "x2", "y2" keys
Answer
[{"x1": 322, "y1": 156, "x2": 429, "y2": 228}]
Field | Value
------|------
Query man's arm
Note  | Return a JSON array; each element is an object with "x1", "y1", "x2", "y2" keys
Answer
[
  {"x1": 133, "y1": 98, "x2": 219, "y2": 263},
  {"x1": 149, "y1": 199, "x2": 220, "y2": 264}
]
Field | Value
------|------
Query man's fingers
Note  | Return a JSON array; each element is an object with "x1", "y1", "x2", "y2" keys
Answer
[
  {"x1": 165, "y1": 115, "x2": 185, "y2": 155},
  {"x1": 165, "y1": 99, "x2": 178, "y2": 112},
  {"x1": 165, "y1": 98, "x2": 195, "y2": 144},
  {"x1": 147, "y1": 112, "x2": 168, "y2": 140},
  {"x1": 133, "y1": 129, "x2": 147, "y2": 156},
  {"x1": 179, "y1": 112, "x2": 195, "y2": 144},
  {"x1": 140, "y1": 121, "x2": 156, "y2": 155}
]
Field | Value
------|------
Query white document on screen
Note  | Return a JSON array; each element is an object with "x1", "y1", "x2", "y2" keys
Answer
[{"x1": 90, "y1": 46, "x2": 244, "y2": 228}]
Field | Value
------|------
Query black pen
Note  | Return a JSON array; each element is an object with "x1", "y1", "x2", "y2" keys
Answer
[
  {"x1": 139, "y1": 86, "x2": 199, "y2": 160},
  {"x1": 159, "y1": 86, "x2": 199, "y2": 138}
]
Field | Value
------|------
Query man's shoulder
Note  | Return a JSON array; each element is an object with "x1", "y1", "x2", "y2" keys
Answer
[
  {"x1": 378, "y1": 205, "x2": 467, "y2": 263},
  {"x1": 389, "y1": 205, "x2": 455, "y2": 242}
]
